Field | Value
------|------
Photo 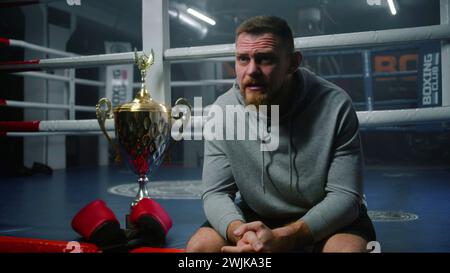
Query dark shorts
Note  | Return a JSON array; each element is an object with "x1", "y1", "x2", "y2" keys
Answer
[{"x1": 201, "y1": 201, "x2": 376, "y2": 251}]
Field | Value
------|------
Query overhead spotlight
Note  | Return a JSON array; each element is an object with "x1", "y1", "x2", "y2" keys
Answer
[
  {"x1": 187, "y1": 8, "x2": 216, "y2": 26},
  {"x1": 387, "y1": 0, "x2": 398, "y2": 15}
]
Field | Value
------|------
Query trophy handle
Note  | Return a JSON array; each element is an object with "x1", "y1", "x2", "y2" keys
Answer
[{"x1": 96, "y1": 98, "x2": 114, "y2": 143}]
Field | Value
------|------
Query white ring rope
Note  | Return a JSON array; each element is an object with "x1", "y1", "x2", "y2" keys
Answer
[
  {"x1": 4, "y1": 100, "x2": 95, "y2": 112},
  {"x1": 165, "y1": 25, "x2": 450, "y2": 61},
  {"x1": 358, "y1": 107, "x2": 450, "y2": 127},
  {"x1": 1, "y1": 25, "x2": 448, "y2": 70},
  {"x1": 7, "y1": 38, "x2": 78, "y2": 57},
  {"x1": 14, "y1": 72, "x2": 107, "y2": 87},
  {"x1": 2, "y1": 107, "x2": 449, "y2": 135},
  {"x1": 0, "y1": 51, "x2": 142, "y2": 71},
  {"x1": 39, "y1": 119, "x2": 115, "y2": 132}
]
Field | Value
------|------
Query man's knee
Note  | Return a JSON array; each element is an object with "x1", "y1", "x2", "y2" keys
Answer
[
  {"x1": 186, "y1": 227, "x2": 228, "y2": 252},
  {"x1": 320, "y1": 233, "x2": 368, "y2": 253}
]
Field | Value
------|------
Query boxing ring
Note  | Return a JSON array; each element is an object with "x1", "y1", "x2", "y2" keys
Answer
[{"x1": 1, "y1": 7, "x2": 450, "y2": 252}]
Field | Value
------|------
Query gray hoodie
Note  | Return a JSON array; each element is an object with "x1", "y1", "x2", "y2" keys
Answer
[{"x1": 201, "y1": 67, "x2": 364, "y2": 243}]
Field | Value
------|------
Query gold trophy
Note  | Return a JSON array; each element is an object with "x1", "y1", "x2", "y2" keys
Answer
[{"x1": 96, "y1": 49, "x2": 190, "y2": 210}]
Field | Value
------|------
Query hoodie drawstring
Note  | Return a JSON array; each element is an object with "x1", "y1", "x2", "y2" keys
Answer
[
  {"x1": 261, "y1": 148, "x2": 265, "y2": 193},
  {"x1": 289, "y1": 114, "x2": 293, "y2": 191},
  {"x1": 261, "y1": 111, "x2": 295, "y2": 194},
  {"x1": 261, "y1": 121, "x2": 270, "y2": 194}
]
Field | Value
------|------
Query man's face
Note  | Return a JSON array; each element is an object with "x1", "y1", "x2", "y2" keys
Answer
[{"x1": 235, "y1": 32, "x2": 293, "y2": 106}]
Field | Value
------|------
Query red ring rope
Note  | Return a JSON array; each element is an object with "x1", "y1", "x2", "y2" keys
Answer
[
  {"x1": 0, "y1": 37, "x2": 10, "y2": 45},
  {"x1": 0, "y1": 236, "x2": 99, "y2": 253},
  {"x1": 0, "y1": 121, "x2": 40, "y2": 132},
  {"x1": 0, "y1": 59, "x2": 40, "y2": 65}
]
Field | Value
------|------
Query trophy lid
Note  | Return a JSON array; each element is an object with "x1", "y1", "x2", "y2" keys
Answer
[
  {"x1": 114, "y1": 88, "x2": 169, "y2": 113},
  {"x1": 114, "y1": 49, "x2": 169, "y2": 114}
]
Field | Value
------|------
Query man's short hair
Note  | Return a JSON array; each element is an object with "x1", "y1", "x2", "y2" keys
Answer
[{"x1": 235, "y1": 16, "x2": 295, "y2": 52}]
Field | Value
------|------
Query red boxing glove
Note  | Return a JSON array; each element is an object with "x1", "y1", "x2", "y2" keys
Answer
[
  {"x1": 71, "y1": 200, "x2": 127, "y2": 251},
  {"x1": 130, "y1": 198, "x2": 172, "y2": 247}
]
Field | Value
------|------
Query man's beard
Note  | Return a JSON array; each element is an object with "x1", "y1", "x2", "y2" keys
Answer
[
  {"x1": 240, "y1": 78, "x2": 274, "y2": 107},
  {"x1": 241, "y1": 88, "x2": 270, "y2": 107},
  {"x1": 240, "y1": 74, "x2": 296, "y2": 112}
]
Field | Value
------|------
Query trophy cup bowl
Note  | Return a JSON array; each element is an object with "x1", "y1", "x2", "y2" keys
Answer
[{"x1": 96, "y1": 50, "x2": 190, "y2": 210}]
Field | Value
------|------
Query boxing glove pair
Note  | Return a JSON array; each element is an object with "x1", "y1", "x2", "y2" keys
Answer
[{"x1": 71, "y1": 198, "x2": 172, "y2": 252}]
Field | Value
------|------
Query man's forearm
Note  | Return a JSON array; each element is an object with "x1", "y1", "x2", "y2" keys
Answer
[{"x1": 273, "y1": 220, "x2": 314, "y2": 250}]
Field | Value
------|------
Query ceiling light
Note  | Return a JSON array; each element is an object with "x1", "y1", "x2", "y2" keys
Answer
[
  {"x1": 387, "y1": 0, "x2": 397, "y2": 15},
  {"x1": 187, "y1": 8, "x2": 216, "y2": 26},
  {"x1": 169, "y1": 9, "x2": 208, "y2": 38}
]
